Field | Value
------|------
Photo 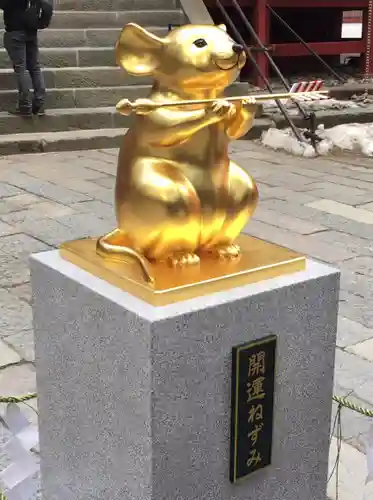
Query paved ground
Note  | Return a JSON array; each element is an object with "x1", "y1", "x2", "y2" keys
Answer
[{"x1": 0, "y1": 142, "x2": 373, "y2": 498}]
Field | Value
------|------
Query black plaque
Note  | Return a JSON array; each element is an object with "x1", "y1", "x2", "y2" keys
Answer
[{"x1": 230, "y1": 335, "x2": 277, "y2": 483}]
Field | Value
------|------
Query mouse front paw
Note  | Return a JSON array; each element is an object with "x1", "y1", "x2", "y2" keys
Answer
[
  {"x1": 209, "y1": 100, "x2": 237, "y2": 120},
  {"x1": 168, "y1": 251, "x2": 200, "y2": 268},
  {"x1": 242, "y1": 97, "x2": 257, "y2": 106}
]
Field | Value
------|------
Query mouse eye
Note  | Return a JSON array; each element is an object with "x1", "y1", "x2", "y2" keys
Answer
[{"x1": 193, "y1": 38, "x2": 207, "y2": 48}]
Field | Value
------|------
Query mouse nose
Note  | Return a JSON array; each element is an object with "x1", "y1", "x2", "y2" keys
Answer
[{"x1": 232, "y1": 43, "x2": 244, "y2": 54}]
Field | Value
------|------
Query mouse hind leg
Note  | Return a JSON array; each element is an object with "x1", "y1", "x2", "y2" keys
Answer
[
  {"x1": 200, "y1": 160, "x2": 258, "y2": 259},
  {"x1": 116, "y1": 158, "x2": 202, "y2": 266}
]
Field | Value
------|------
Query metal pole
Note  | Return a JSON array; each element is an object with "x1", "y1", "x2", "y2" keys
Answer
[
  {"x1": 214, "y1": 0, "x2": 306, "y2": 143},
  {"x1": 119, "y1": 91, "x2": 329, "y2": 112},
  {"x1": 267, "y1": 4, "x2": 346, "y2": 83},
  {"x1": 229, "y1": 0, "x2": 310, "y2": 120}
]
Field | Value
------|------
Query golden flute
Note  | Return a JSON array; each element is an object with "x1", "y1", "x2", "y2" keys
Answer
[{"x1": 116, "y1": 90, "x2": 329, "y2": 114}]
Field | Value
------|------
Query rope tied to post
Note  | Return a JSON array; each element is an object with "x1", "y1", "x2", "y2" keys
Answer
[
  {"x1": 0, "y1": 394, "x2": 37, "y2": 404},
  {"x1": 333, "y1": 395, "x2": 373, "y2": 418}
]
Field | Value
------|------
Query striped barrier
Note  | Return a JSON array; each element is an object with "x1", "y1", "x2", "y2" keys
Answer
[{"x1": 288, "y1": 80, "x2": 329, "y2": 102}]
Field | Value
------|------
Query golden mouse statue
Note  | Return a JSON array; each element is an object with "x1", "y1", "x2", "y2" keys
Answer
[{"x1": 96, "y1": 23, "x2": 259, "y2": 283}]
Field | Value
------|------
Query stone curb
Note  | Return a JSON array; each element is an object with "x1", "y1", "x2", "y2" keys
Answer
[
  {"x1": 1, "y1": 105, "x2": 373, "y2": 156},
  {"x1": 245, "y1": 105, "x2": 373, "y2": 139}
]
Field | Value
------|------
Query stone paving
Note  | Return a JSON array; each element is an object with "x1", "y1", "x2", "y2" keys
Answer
[{"x1": 1, "y1": 142, "x2": 373, "y2": 497}]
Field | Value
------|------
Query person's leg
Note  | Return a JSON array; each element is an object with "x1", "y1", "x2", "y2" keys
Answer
[
  {"x1": 26, "y1": 32, "x2": 46, "y2": 115},
  {"x1": 3, "y1": 31, "x2": 32, "y2": 115}
]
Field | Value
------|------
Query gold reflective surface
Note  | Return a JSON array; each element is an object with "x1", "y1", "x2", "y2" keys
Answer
[
  {"x1": 61, "y1": 235, "x2": 306, "y2": 306},
  {"x1": 59, "y1": 22, "x2": 307, "y2": 299},
  {"x1": 96, "y1": 23, "x2": 260, "y2": 277},
  {"x1": 116, "y1": 90, "x2": 328, "y2": 114}
]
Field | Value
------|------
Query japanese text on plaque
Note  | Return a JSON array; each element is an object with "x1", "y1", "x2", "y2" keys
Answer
[{"x1": 230, "y1": 336, "x2": 276, "y2": 483}]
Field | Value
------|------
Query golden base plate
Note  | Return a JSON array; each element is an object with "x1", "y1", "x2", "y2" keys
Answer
[{"x1": 59, "y1": 234, "x2": 306, "y2": 306}]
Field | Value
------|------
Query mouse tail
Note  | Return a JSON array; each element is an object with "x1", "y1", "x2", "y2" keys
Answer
[{"x1": 96, "y1": 231, "x2": 154, "y2": 285}]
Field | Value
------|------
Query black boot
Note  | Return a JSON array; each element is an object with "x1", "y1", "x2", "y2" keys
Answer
[
  {"x1": 32, "y1": 102, "x2": 46, "y2": 116},
  {"x1": 11, "y1": 105, "x2": 33, "y2": 118}
]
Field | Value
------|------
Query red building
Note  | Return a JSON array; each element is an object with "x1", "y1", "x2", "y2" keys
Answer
[{"x1": 204, "y1": 0, "x2": 373, "y2": 86}]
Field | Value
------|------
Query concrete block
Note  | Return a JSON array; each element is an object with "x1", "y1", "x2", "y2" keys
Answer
[
  {"x1": 4, "y1": 330, "x2": 35, "y2": 362},
  {"x1": 0, "y1": 47, "x2": 114, "y2": 70},
  {"x1": 0, "y1": 253, "x2": 30, "y2": 287},
  {"x1": 85, "y1": 27, "x2": 168, "y2": 48},
  {"x1": 77, "y1": 48, "x2": 115, "y2": 67},
  {"x1": 334, "y1": 348, "x2": 373, "y2": 404},
  {"x1": 31, "y1": 250, "x2": 339, "y2": 500},
  {"x1": 116, "y1": 10, "x2": 184, "y2": 27},
  {"x1": 50, "y1": 11, "x2": 118, "y2": 29},
  {"x1": 0, "y1": 49, "x2": 11, "y2": 69},
  {"x1": 0, "y1": 87, "x2": 150, "y2": 112},
  {"x1": 51, "y1": 67, "x2": 139, "y2": 89},
  {"x1": 0, "y1": 69, "x2": 54, "y2": 91},
  {"x1": 0, "y1": 46, "x2": 78, "y2": 69},
  {"x1": 337, "y1": 316, "x2": 373, "y2": 348},
  {"x1": 0, "y1": 339, "x2": 21, "y2": 367},
  {"x1": 0, "y1": 364, "x2": 36, "y2": 396},
  {"x1": 38, "y1": 29, "x2": 87, "y2": 48},
  {"x1": 327, "y1": 436, "x2": 368, "y2": 500},
  {"x1": 7, "y1": 282, "x2": 33, "y2": 305},
  {"x1": 0, "y1": 183, "x2": 23, "y2": 198},
  {"x1": 0, "y1": 89, "x2": 75, "y2": 112},
  {"x1": 306, "y1": 183, "x2": 373, "y2": 206},
  {"x1": 39, "y1": 48, "x2": 78, "y2": 68},
  {"x1": 0, "y1": 220, "x2": 18, "y2": 236},
  {"x1": 0, "y1": 108, "x2": 116, "y2": 135},
  {"x1": 74, "y1": 85, "x2": 149, "y2": 108},
  {"x1": 0, "y1": 289, "x2": 33, "y2": 338},
  {"x1": 0, "y1": 129, "x2": 124, "y2": 157},
  {"x1": 308, "y1": 199, "x2": 373, "y2": 224},
  {"x1": 347, "y1": 337, "x2": 373, "y2": 361},
  {"x1": 0, "y1": 233, "x2": 49, "y2": 259},
  {"x1": 46, "y1": 10, "x2": 183, "y2": 29}
]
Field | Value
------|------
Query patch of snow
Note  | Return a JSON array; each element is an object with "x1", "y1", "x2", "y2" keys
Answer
[{"x1": 261, "y1": 123, "x2": 373, "y2": 157}]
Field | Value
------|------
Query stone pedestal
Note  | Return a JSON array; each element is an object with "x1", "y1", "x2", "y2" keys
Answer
[{"x1": 30, "y1": 250, "x2": 339, "y2": 500}]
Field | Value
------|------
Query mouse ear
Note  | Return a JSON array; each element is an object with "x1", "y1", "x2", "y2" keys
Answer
[
  {"x1": 217, "y1": 24, "x2": 227, "y2": 32},
  {"x1": 115, "y1": 23, "x2": 165, "y2": 76}
]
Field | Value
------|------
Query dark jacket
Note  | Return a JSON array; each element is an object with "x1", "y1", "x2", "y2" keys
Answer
[{"x1": 0, "y1": 0, "x2": 29, "y2": 32}]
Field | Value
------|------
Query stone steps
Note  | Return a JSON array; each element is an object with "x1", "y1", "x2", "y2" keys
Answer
[
  {"x1": 0, "y1": 79, "x2": 250, "y2": 135},
  {"x1": 0, "y1": 119, "x2": 262, "y2": 156},
  {"x1": 0, "y1": 80, "x2": 248, "y2": 112},
  {"x1": 0, "y1": 107, "x2": 129, "y2": 135},
  {"x1": 0, "y1": 10, "x2": 182, "y2": 29},
  {"x1": 0, "y1": 67, "x2": 150, "y2": 91},
  {"x1": 0, "y1": 128, "x2": 126, "y2": 155},
  {"x1": 0, "y1": 26, "x2": 169, "y2": 48},
  {"x1": 0, "y1": 47, "x2": 116, "y2": 69},
  {"x1": 54, "y1": 0, "x2": 177, "y2": 11},
  {"x1": 0, "y1": 85, "x2": 150, "y2": 111},
  {"x1": 0, "y1": 1, "x2": 188, "y2": 153},
  {"x1": 2, "y1": 105, "x2": 373, "y2": 156}
]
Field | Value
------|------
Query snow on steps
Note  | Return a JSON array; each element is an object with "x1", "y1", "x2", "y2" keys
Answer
[
  {"x1": 3, "y1": 110, "x2": 373, "y2": 156},
  {"x1": 4, "y1": 121, "x2": 373, "y2": 158},
  {"x1": 261, "y1": 123, "x2": 373, "y2": 157}
]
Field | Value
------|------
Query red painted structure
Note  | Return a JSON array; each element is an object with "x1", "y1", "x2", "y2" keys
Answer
[{"x1": 204, "y1": 0, "x2": 373, "y2": 86}]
